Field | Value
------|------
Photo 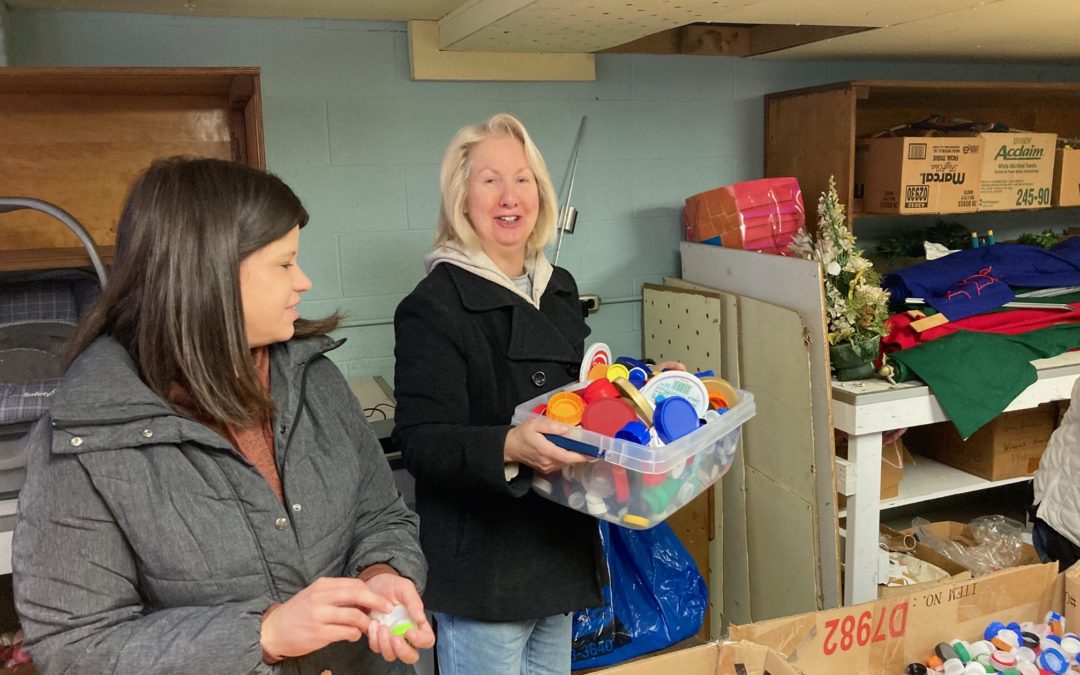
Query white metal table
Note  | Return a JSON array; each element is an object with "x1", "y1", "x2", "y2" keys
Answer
[{"x1": 833, "y1": 351, "x2": 1080, "y2": 605}]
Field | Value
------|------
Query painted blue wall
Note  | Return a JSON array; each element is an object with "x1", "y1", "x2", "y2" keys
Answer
[{"x1": 10, "y1": 9, "x2": 1080, "y2": 382}]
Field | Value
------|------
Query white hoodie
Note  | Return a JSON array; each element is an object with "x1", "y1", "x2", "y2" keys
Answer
[
  {"x1": 1034, "y1": 377, "x2": 1080, "y2": 547},
  {"x1": 423, "y1": 242, "x2": 554, "y2": 310}
]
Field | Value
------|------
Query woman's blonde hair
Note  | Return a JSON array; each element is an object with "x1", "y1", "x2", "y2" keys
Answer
[{"x1": 435, "y1": 113, "x2": 559, "y2": 255}]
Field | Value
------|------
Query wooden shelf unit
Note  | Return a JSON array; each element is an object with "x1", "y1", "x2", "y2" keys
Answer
[
  {"x1": 764, "y1": 80, "x2": 1080, "y2": 225},
  {"x1": 0, "y1": 67, "x2": 265, "y2": 272}
]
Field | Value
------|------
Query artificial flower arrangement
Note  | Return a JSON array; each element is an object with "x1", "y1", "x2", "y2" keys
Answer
[{"x1": 789, "y1": 177, "x2": 891, "y2": 380}]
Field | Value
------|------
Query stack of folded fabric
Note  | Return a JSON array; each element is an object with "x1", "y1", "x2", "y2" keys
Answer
[{"x1": 683, "y1": 177, "x2": 804, "y2": 255}]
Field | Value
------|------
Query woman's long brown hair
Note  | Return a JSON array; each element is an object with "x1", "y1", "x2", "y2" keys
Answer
[{"x1": 66, "y1": 156, "x2": 340, "y2": 426}]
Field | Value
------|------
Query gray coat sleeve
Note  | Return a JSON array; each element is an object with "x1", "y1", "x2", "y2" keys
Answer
[
  {"x1": 12, "y1": 419, "x2": 277, "y2": 675},
  {"x1": 318, "y1": 360, "x2": 427, "y2": 593}
]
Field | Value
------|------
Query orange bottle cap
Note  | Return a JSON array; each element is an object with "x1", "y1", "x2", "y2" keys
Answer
[{"x1": 545, "y1": 391, "x2": 585, "y2": 426}]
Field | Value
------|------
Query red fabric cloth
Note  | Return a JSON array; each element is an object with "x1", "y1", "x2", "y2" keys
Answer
[{"x1": 883, "y1": 302, "x2": 1080, "y2": 357}]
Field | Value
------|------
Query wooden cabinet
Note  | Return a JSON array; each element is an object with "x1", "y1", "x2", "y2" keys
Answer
[
  {"x1": 0, "y1": 67, "x2": 264, "y2": 271},
  {"x1": 764, "y1": 80, "x2": 1080, "y2": 224}
]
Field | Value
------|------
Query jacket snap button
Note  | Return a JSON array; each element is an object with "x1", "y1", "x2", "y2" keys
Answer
[
  {"x1": 566, "y1": 364, "x2": 579, "y2": 378},
  {"x1": 69, "y1": 437, "x2": 82, "y2": 447},
  {"x1": 292, "y1": 503, "x2": 302, "y2": 512},
  {"x1": 531, "y1": 371, "x2": 547, "y2": 387},
  {"x1": 142, "y1": 429, "x2": 153, "y2": 438},
  {"x1": 275, "y1": 517, "x2": 289, "y2": 530}
]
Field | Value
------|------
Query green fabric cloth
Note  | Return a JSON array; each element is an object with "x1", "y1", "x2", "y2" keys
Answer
[{"x1": 889, "y1": 323, "x2": 1080, "y2": 439}]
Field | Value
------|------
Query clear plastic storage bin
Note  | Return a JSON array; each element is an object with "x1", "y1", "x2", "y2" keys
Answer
[{"x1": 511, "y1": 382, "x2": 755, "y2": 530}]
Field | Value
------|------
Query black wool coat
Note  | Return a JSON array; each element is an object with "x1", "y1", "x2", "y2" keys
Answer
[{"x1": 393, "y1": 262, "x2": 604, "y2": 621}]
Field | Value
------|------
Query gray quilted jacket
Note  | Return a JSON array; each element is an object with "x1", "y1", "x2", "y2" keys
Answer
[{"x1": 13, "y1": 336, "x2": 425, "y2": 674}]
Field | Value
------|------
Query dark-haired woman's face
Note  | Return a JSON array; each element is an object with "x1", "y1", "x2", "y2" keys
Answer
[{"x1": 239, "y1": 225, "x2": 311, "y2": 348}]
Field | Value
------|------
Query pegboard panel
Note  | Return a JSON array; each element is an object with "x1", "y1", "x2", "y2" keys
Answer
[{"x1": 642, "y1": 283, "x2": 725, "y2": 374}]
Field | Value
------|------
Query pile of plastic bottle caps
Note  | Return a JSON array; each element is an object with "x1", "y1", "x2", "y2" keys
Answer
[
  {"x1": 512, "y1": 342, "x2": 756, "y2": 530},
  {"x1": 904, "y1": 611, "x2": 1080, "y2": 674}
]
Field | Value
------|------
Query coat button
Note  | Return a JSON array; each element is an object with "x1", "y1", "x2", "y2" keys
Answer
[
  {"x1": 275, "y1": 517, "x2": 289, "y2": 530},
  {"x1": 566, "y1": 363, "x2": 579, "y2": 378},
  {"x1": 292, "y1": 503, "x2": 302, "y2": 512},
  {"x1": 531, "y1": 371, "x2": 546, "y2": 387},
  {"x1": 69, "y1": 437, "x2": 83, "y2": 447},
  {"x1": 142, "y1": 429, "x2": 153, "y2": 438}
]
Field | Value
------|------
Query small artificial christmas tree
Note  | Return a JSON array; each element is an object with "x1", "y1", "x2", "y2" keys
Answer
[{"x1": 789, "y1": 177, "x2": 890, "y2": 379}]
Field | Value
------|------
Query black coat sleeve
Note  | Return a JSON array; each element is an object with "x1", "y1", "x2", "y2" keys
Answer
[{"x1": 392, "y1": 290, "x2": 531, "y2": 498}]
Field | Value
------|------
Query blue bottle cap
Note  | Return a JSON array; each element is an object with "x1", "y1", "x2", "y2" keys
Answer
[
  {"x1": 614, "y1": 420, "x2": 651, "y2": 445},
  {"x1": 1039, "y1": 647, "x2": 1067, "y2": 674},
  {"x1": 628, "y1": 367, "x2": 649, "y2": 388},
  {"x1": 694, "y1": 370, "x2": 715, "y2": 377},
  {"x1": 654, "y1": 397, "x2": 698, "y2": 444},
  {"x1": 616, "y1": 356, "x2": 652, "y2": 376},
  {"x1": 984, "y1": 621, "x2": 1006, "y2": 641}
]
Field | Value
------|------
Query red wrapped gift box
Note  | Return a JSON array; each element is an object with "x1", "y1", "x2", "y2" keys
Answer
[{"x1": 683, "y1": 177, "x2": 805, "y2": 255}]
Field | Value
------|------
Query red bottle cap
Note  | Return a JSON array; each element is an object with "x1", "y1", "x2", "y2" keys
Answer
[
  {"x1": 581, "y1": 398, "x2": 638, "y2": 437},
  {"x1": 581, "y1": 378, "x2": 620, "y2": 405}
]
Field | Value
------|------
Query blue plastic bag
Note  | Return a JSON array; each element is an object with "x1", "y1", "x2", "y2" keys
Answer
[{"x1": 571, "y1": 519, "x2": 708, "y2": 668}]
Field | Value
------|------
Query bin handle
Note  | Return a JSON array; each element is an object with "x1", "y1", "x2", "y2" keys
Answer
[{"x1": 0, "y1": 197, "x2": 108, "y2": 288}]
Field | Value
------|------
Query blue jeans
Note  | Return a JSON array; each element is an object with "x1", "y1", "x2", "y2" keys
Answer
[{"x1": 432, "y1": 611, "x2": 572, "y2": 675}]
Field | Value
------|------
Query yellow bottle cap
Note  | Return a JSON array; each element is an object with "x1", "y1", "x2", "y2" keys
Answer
[
  {"x1": 622, "y1": 513, "x2": 651, "y2": 528},
  {"x1": 605, "y1": 363, "x2": 630, "y2": 382},
  {"x1": 545, "y1": 391, "x2": 585, "y2": 426}
]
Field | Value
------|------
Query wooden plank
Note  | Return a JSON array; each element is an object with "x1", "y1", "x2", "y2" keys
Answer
[
  {"x1": 765, "y1": 84, "x2": 855, "y2": 227},
  {"x1": 749, "y1": 25, "x2": 870, "y2": 55},
  {"x1": 0, "y1": 246, "x2": 114, "y2": 272},
  {"x1": 0, "y1": 68, "x2": 263, "y2": 264},
  {"x1": 0, "y1": 67, "x2": 261, "y2": 96},
  {"x1": 643, "y1": 284, "x2": 725, "y2": 637},
  {"x1": 681, "y1": 243, "x2": 840, "y2": 613},
  {"x1": 738, "y1": 295, "x2": 815, "y2": 503},
  {"x1": 659, "y1": 277, "x2": 748, "y2": 630},
  {"x1": 679, "y1": 25, "x2": 751, "y2": 57},
  {"x1": 408, "y1": 20, "x2": 595, "y2": 82},
  {"x1": 744, "y1": 464, "x2": 819, "y2": 619}
]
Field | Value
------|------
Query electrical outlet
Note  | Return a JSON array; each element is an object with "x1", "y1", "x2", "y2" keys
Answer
[{"x1": 580, "y1": 294, "x2": 601, "y2": 315}]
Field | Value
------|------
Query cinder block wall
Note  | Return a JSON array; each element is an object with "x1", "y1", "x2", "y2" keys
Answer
[{"x1": 10, "y1": 9, "x2": 1080, "y2": 381}]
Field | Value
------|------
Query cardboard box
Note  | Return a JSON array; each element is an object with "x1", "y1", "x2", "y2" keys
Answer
[
  {"x1": 878, "y1": 525, "x2": 971, "y2": 598},
  {"x1": 902, "y1": 520, "x2": 1041, "y2": 570},
  {"x1": 978, "y1": 132, "x2": 1057, "y2": 211},
  {"x1": 835, "y1": 439, "x2": 908, "y2": 508},
  {"x1": 729, "y1": 562, "x2": 1068, "y2": 674},
  {"x1": 852, "y1": 138, "x2": 869, "y2": 213},
  {"x1": 1053, "y1": 147, "x2": 1080, "y2": 207},
  {"x1": 595, "y1": 641, "x2": 803, "y2": 675},
  {"x1": 862, "y1": 136, "x2": 982, "y2": 214},
  {"x1": 903, "y1": 403, "x2": 1056, "y2": 481}
]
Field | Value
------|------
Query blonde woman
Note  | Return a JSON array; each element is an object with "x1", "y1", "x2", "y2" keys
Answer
[{"x1": 393, "y1": 114, "x2": 602, "y2": 673}]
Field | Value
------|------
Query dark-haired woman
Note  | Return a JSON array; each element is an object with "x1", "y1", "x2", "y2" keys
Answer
[{"x1": 12, "y1": 156, "x2": 434, "y2": 674}]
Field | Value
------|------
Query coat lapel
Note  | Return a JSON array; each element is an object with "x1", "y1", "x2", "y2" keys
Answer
[{"x1": 444, "y1": 265, "x2": 589, "y2": 363}]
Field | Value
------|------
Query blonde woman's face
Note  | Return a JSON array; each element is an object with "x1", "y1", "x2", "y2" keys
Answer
[
  {"x1": 239, "y1": 225, "x2": 311, "y2": 348},
  {"x1": 464, "y1": 136, "x2": 539, "y2": 266}
]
